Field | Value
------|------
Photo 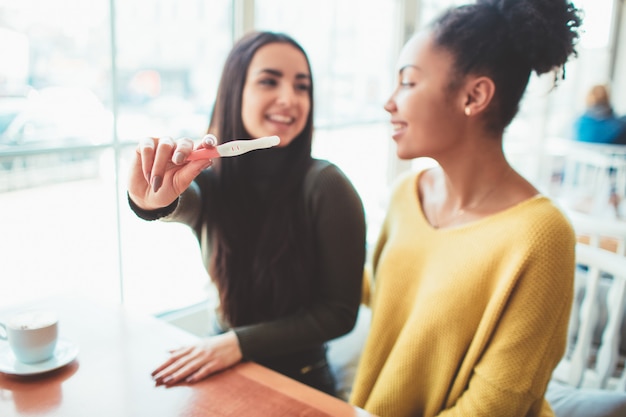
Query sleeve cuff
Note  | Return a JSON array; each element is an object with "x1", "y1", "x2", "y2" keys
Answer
[{"x1": 127, "y1": 192, "x2": 179, "y2": 221}]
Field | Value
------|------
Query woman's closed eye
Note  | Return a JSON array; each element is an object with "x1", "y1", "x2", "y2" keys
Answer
[
  {"x1": 259, "y1": 77, "x2": 278, "y2": 87},
  {"x1": 295, "y1": 82, "x2": 311, "y2": 92},
  {"x1": 398, "y1": 65, "x2": 419, "y2": 88}
]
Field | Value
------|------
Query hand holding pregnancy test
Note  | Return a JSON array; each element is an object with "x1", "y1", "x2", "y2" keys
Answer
[{"x1": 186, "y1": 135, "x2": 280, "y2": 161}]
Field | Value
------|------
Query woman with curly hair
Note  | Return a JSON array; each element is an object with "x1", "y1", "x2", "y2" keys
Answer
[{"x1": 351, "y1": 1, "x2": 583, "y2": 416}]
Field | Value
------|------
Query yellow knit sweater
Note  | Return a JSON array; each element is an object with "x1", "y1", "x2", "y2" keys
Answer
[{"x1": 350, "y1": 171, "x2": 576, "y2": 417}]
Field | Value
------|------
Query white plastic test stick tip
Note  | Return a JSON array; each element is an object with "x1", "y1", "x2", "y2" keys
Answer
[{"x1": 216, "y1": 135, "x2": 280, "y2": 157}]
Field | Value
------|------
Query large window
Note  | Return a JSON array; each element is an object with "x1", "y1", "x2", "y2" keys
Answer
[
  {"x1": 0, "y1": 0, "x2": 232, "y2": 314},
  {"x1": 1, "y1": 0, "x2": 622, "y2": 314},
  {"x1": 1, "y1": 0, "x2": 121, "y2": 310},
  {"x1": 113, "y1": 0, "x2": 232, "y2": 313},
  {"x1": 0, "y1": 0, "x2": 397, "y2": 314}
]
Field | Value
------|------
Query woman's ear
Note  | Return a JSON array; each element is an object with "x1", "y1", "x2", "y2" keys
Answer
[{"x1": 462, "y1": 76, "x2": 495, "y2": 117}]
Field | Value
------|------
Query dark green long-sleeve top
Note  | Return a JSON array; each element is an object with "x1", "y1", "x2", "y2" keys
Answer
[{"x1": 136, "y1": 159, "x2": 366, "y2": 361}]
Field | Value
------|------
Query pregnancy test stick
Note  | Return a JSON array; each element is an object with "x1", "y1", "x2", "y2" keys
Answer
[{"x1": 186, "y1": 135, "x2": 280, "y2": 161}]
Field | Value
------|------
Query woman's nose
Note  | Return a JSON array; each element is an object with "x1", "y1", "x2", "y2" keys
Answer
[
  {"x1": 276, "y1": 85, "x2": 297, "y2": 106},
  {"x1": 384, "y1": 96, "x2": 396, "y2": 113}
]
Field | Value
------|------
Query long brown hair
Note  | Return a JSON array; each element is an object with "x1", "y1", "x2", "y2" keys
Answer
[{"x1": 206, "y1": 31, "x2": 315, "y2": 327}]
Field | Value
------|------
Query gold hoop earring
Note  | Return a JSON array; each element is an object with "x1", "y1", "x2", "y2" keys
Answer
[{"x1": 464, "y1": 107, "x2": 471, "y2": 116}]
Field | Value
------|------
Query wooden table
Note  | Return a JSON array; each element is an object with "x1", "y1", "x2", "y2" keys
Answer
[{"x1": 0, "y1": 298, "x2": 375, "y2": 417}]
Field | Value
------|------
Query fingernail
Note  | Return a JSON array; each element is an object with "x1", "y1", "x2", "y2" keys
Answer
[
  {"x1": 203, "y1": 134, "x2": 217, "y2": 146},
  {"x1": 145, "y1": 171, "x2": 151, "y2": 184},
  {"x1": 163, "y1": 376, "x2": 172, "y2": 384},
  {"x1": 173, "y1": 152, "x2": 185, "y2": 164},
  {"x1": 152, "y1": 176, "x2": 163, "y2": 193}
]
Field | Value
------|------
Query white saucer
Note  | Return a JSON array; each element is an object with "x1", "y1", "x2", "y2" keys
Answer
[{"x1": 0, "y1": 339, "x2": 79, "y2": 376}]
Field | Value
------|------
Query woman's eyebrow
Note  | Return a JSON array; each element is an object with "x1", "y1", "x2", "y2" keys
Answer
[
  {"x1": 257, "y1": 68, "x2": 283, "y2": 77},
  {"x1": 255, "y1": 68, "x2": 311, "y2": 81},
  {"x1": 399, "y1": 64, "x2": 419, "y2": 75},
  {"x1": 296, "y1": 73, "x2": 311, "y2": 81}
]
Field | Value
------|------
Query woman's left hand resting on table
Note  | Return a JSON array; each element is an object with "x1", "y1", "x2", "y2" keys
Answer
[{"x1": 152, "y1": 330, "x2": 243, "y2": 387}]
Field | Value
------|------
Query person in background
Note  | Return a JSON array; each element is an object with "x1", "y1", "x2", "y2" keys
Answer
[
  {"x1": 575, "y1": 84, "x2": 626, "y2": 145},
  {"x1": 574, "y1": 84, "x2": 626, "y2": 216},
  {"x1": 127, "y1": 31, "x2": 366, "y2": 396},
  {"x1": 350, "y1": 0, "x2": 582, "y2": 416}
]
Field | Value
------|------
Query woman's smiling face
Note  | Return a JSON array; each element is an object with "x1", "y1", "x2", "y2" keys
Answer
[
  {"x1": 384, "y1": 32, "x2": 466, "y2": 160},
  {"x1": 241, "y1": 42, "x2": 311, "y2": 147}
]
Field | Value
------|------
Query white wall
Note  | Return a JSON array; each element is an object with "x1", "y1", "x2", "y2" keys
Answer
[{"x1": 612, "y1": 0, "x2": 626, "y2": 114}]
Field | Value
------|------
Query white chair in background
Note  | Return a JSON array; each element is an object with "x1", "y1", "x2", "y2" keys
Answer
[
  {"x1": 555, "y1": 206, "x2": 626, "y2": 391},
  {"x1": 553, "y1": 207, "x2": 626, "y2": 391},
  {"x1": 553, "y1": 140, "x2": 626, "y2": 218},
  {"x1": 553, "y1": 243, "x2": 626, "y2": 391},
  {"x1": 565, "y1": 209, "x2": 626, "y2": 255}
]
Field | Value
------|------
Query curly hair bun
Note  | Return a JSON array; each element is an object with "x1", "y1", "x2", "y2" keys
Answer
[{"x1": 481, "y1": 0, "x2": 583, "y2": 75}]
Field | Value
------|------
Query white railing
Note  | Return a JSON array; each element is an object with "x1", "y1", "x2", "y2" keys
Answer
[{"x1": 553, "y1": 210, "x2": 626, "y2": 391}]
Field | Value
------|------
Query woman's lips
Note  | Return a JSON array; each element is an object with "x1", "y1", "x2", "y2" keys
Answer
[
  {"x1": 266, "y1": 114, "x2": 294, "y2": 124},
  {"x1": 390, "y1": 121, "x2": 407, "y2": 139}
]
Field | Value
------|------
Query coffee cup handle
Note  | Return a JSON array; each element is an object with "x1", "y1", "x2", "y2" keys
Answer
[{"x1": 0, "y1": 322, "x2": 7, "y2": 341}]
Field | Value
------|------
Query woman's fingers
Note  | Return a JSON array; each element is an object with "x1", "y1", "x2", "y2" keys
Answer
[
  {"x1": 162, "y1": 357, "x2": 215, "y2": 387},
  {"x1": 185, "y1": 362, "x2": 218, "y2": 384},
  {"x1": 153, "y1": 348, "x2": 216, "y2": 387},
  {"x1": 137, "y1": 136, "x2": 211, "y2": 184},
  {"x1": 172, "y1": 137, "x2": 195, "y2": 164},
  {"x1": 150, "y1": 136, "x2": 176, "y2": 193},
  {"x1": 130, "y1": 135, "x2": 213, "y2": 211},
  {"x1": 201, "y1": 134, "x2": 218, "y2": 148},
  {"x1": 151, "y1": 346, "x2": 193, "y2": 377},
  {"x1": 152, "y1": 358, "x2": 193, "y2": 386},
  {"x1": 138, "y1": 137, "x2": 157, "y2": 183},
  {"x1": 152, "y1": 340, "x2": 238, "y2": 387}
]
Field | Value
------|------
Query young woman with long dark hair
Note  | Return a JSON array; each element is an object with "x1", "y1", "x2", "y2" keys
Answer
[{"x1": 127, "y1": 31, "x2": 366, "y2": 395}]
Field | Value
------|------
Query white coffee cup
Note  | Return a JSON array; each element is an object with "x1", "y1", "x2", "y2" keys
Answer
[{"x1": 0, "y1": 310, "x2": 59, "y2": 364}]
